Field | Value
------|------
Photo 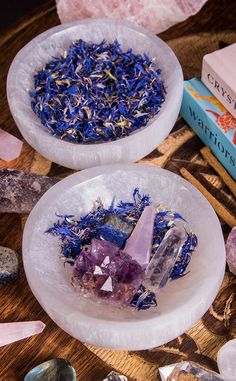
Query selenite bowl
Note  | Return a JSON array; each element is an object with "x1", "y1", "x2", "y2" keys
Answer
[
  {"x1": 7, "y1": 18, "x2": 183, "y2": 170},
  {"x1": 23, "y1": 164, "x2": 226, "y2": 350}
]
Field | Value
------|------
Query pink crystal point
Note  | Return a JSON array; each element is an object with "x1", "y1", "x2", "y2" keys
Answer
[
  {"x1": 0, "y1": 321, "x2": 45, "y2": 347},
  {"x1": 226, "y1": 227, "x2": 236, "y2": 275},
  {"x1": 0, "y1": 128, "x2": 23, "y2": 162},
  {"x1": 124, "y1": 205, "x2": 155, "y2": 267}
]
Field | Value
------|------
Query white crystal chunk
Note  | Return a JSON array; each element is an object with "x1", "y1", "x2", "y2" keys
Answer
[{"x1": 217, "y1": 339, "x2": 236, "y2": 381}]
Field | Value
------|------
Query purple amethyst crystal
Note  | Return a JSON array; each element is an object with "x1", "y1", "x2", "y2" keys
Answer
[{"x1": 72, "y1": 238, "x2": 144, "y2": 306}]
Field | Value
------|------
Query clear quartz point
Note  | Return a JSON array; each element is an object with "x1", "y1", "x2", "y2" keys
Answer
[
  {"x1": 103, "y1": 371, "x2": 128, "y2": 381},
  {"x1": 143, "y1": 220, "x2": 188, "y2": 292},
  {"x1": 159, "y1": 361, "x2": 224, "y2": 381}
]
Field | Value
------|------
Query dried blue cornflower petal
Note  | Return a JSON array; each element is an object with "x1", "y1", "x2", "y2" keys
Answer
[{"x1": 30, "y1": 39, "x2": 166, "y2": 144}]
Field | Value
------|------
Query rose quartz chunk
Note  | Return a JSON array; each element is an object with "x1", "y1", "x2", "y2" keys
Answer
[
  {"x1": 124, "y1": 205, "x2": 155, "y2": 267},
  {"x1": 226, "y1": 227, "x2": 236, "y2": 275},
  {"x1": 0, "y1": 128, "x2": 22, "y2": 162},
  {"x1": 56, "y1": 0, "x2": 207, "y2": 34},
  {"x1": 0, "y1": 321, "x2": 45, "y2": 347}
]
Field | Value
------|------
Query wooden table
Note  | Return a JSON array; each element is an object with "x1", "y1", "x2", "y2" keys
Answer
[{"x1": 0, "y1": 1, "x2": 236, "y2": 380}]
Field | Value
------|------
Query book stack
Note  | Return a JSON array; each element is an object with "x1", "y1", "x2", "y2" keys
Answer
[{"x1": 180, "y1": 43, "x2": 236, "y2": 180}]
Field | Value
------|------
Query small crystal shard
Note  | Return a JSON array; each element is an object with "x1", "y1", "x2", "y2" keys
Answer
[
  {"x1": 217, "y1": 339, "x2": 236, "y2": 381},
  {"x1": 0, "y1": 321, "x2": 45, "y2": 347},
  {"x1": 94, "y1": 265, "x2": 103, "y2": 275},
  {"x1": 159, "y1": 361, "x2": 224, "y2": 381},
  {"x1": 103, "y1": 371, "x2": 128, "y2": 381},
  {"x1": 101, "y1": 276, "x2": 113, "y2": 292},
  {"x1": 72, "y1": 238, "x2": 144, "y2": 306},
  {"x1": 143, "y1": 221, "x2": 188, "y2": 291},
  {"x1": 124, "y1": 205, "x2": 155, "y2": 267},
  {"x1": 24, "y1": 358, "x2": 76, "y2": 381},
  {"x1": 0, "y1": 169, "x2": 58, "y2": 213},
  {"x1": 0, "y1": 128, "x2": 22, "y2": 162},
  {"x1": 226, "y1": 227, "x2": 236, "y2": 275},
  {"x1": 0, "y1": 246, "x2": 19, "y2": 284}
]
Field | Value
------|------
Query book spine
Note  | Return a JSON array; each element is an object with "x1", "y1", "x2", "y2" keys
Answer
[
  {"x1": 180, "y1": 86, "x2": 236, "y2": 180},
  {"x1": 202, "y1": 58, "x2": 236, "y2": 118}
]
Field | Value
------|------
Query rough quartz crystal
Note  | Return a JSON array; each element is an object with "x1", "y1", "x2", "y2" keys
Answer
[
  {"x1": 56, "y1": 0, "x2": 207, "y2": 35},
  {"x1": 124, "y1": 205, "x2": 155, "y2": 267},
  {"x1": 72, "y1": 238, "x2": 144, "y2": 306},
  {"x1": 159, "y1": 361, "x2": 224, "y2": 381},
  {"x1": 0, "y1": 321, "x2": 45, "y2": 347},
  {"x1": 0, "y1": 128, "x2": 22, "y2": 162},
  {"x1": 226, "y1": 227, "x2": 236, "y2": 275},
  {"x1": 0, "y1": 246, "x2": 19, "y2": 284},
  {"x1": 103, "y1": 371, "x2": 128, "y2": 381},
  {"x1": 0, "y1": 169, "x2": 57, "y2": 213},
  {"x1": 144, "y1": 221, "x2": 187, "y2": 291},
  {"x1": 24, "y1": 358, "x2": 76, "y2": 381}
]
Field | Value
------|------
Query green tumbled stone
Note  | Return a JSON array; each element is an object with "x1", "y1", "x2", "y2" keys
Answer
[{"x1": 24, "y1": 358, "x2": 76, "y2": 381}]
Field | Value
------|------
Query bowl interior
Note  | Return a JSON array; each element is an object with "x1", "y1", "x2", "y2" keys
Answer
[
  {"x1": 23, "y1": 164, "x2": 225, "y2": 349},
  {"x1": 7, "y1": 19, "x2": 182, "y2": 144}
]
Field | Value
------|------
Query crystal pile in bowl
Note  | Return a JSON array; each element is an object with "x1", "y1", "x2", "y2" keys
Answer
[
  {"x1": 47, "y1": 189, "x2": 197, "y2": 311},
  {"x1": 30, "y1": 39, "x2": 165, "y2": 144}
]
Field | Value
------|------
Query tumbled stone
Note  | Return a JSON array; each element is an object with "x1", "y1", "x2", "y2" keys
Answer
[
  {"x1": 0, "y1": 128, "x2": 22, "y2": 162},
  {"x1": 24, "y1": 358, "x2": 76, "y2": 381},
  {"x1": 217, "y1": 339, "x2": 236, "y2": 381},
  {"x1": 226, "y1": 227, "x2": 236, "y2": 275},
  {"x1": 0, "y1": 246, "x2": 19, "y2": 284},
  {"x1": 0, "y1": 321, "x2": 45, "y2": 347},
  {"x1": 124, "y1": 205, "x2": 155, "y2": 267},
  {"x1": 0, "y1": 169, "x2": 57, "y2": 213},
  {"x1": 159, "y1": 361, "x2": 223, "y2": 381}
]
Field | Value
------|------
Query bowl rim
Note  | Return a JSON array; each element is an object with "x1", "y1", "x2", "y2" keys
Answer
[
  {"x1": 22, "y1": 163, "x2": 226, "y2": 350},
  {"x1": 7, "y1": 17, "x2": 183, "y2": 150}
]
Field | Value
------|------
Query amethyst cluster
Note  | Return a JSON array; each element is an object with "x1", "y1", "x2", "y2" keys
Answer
[
  {"x1": 72, "y1": 239, "x2": 144, "y2": 307},
  {"x1": 47, "y1": 189, "x2": 198, "y2": 310}
]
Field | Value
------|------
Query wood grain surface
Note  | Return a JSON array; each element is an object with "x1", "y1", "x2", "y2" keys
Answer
[{"x1": 0, "y1": 2, "x2": 236, "y2": 381}]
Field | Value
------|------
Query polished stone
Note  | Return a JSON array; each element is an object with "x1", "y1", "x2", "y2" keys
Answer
[
  {"x1": 0, "y1": 246, "x2": 19, "y2": 284},
  {"x1": 24, "y1": 358, "x2": 76, "y2": 381},
  {"x1": 0, "y1": 128, "x2": 22, "y2": 162},
  {"x1": 217, "y1": 339, "x2": 236, "y2": 381},
  {"x1": 0, "y1": 169, "x2": 57, "y2": 213},
  {"x1": 0, "y1": 321, "x2": 45, "y2": 347}
]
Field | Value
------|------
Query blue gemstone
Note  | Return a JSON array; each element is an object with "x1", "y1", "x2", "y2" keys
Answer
[
  {"x1": 24, "y1": 358, "x2": 76, "y2": 381},
  {"x1": 98, "y1": 225, "x2": 128, "y2": 248}
]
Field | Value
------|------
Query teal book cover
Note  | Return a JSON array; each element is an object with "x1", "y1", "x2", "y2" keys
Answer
[{"x1": 180, "y1": 78, "x2": 236, "y2": 180}]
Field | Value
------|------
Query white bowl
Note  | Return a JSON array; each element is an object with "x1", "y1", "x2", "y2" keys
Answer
[
  {"x1": 7, "y1": 18, "x2": 183, "y2": 170},
  {"x1": 23, "y1": 163, "x2": 225, "y2": 350}
]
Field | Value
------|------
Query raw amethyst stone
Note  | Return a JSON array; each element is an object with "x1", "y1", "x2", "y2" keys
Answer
[
  {"x1": 72, "y1": 238, "x2": 144, "y2": 306},
  {"x1": 0, "y1": 169, "x2": 57, "y2": 213}
]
